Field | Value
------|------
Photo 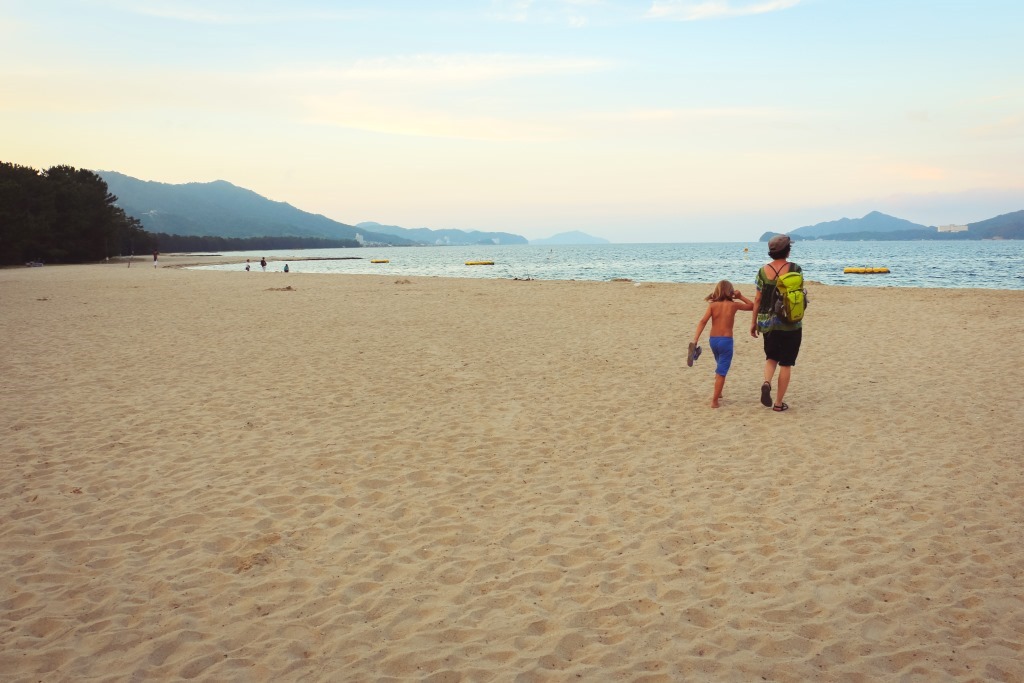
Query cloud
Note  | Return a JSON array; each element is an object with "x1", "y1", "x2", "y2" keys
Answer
[
  {"x1": 970, "y1": 114, "x2": 1024, "y2": 140},
  {"x1": 299, "y1": 98, "x2": 801, "y2": 143},
  {"x1": 879, "y1": 163, "x2": 948, "y2": 183},
  {"x1": 584, "y1": 106, "x2": 795, "y2": 124},
  {"x1": 270, "y1": 54, "x2": 611, "y2": 85},
  {"x1": 489, "y1": 0, "x2": 533, "y2": 22},
  {"x1": 97, "y1": 0, "x2": 361, "y2": 24},
  {"x1": 1, "y1": 52, "x2": 612, "y2": 133},
  {"x1": 489, "y1": 0, "x2": 624, "y2": 27},
  {"x1": 646, "y1": 0, "x2": 802, "y2": 21},
  {"x1": 299, "y1": 95, "x2": 565, "y2": 142}
]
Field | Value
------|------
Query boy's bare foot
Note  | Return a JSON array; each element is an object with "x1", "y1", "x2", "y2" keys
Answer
[{"x1": 711, "y1": 399, "x2": 720, "y2": 408}]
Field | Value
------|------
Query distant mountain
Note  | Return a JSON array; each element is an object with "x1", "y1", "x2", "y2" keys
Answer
[
  {"x1": 530, "y1": 231, "x2": 609, "y2": 245},
  {"x1": 760, "y1": 209, "x2": 1024, "y2": 241},
  {"x1": 98, "y1": 171, "x2": 414, "y2": 245},
  {"x1": 356, "y1": 222, "x2": 527, "y2": 246},
  {"x1": 967, "y1": 210, "x2": 1024, "y2": 239},
  {"x1": 764, "y1": 211, "x2": 930, "y2": 241}
]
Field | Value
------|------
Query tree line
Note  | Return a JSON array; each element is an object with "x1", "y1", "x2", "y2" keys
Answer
[
  {"x1": 1, "y1": 162, "x2": 363, "y2": 266},
  {"x1": 150, "y1": 233, "x2": 360, "y2": 253},
  {"x1": 1, "y1": 162, "x2": 152, "y2": 266}
]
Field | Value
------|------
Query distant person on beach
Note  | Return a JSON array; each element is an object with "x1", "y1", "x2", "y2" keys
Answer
[
  {"x1": 690, "y1": 280, "x2": 753, "y2": 408},
  {"x1": 751, "y1": 234, "x2": 803, "y2": 412},
  {"x1": 153, "y1": 250, "x2": 159, "y2": 268},
  {"x1": 260, "y1": 257, "x2": 267, "y2": 272},
  {"x1": 245, "y1": 259, "x2": 251, "y2": 272},
  {"x1": 283, "y1": 263, "x2": 289, "y2": 273}
]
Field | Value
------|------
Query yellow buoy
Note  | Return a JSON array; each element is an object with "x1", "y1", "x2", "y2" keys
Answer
[
  {"x1": 370, "y1": 259, "x2": 389, "y2": 264},
  {"x1": 465, "y1": 260, "x2": 494, "y2": 266},
  {"x1": 843, "y1": 267, "x2": 889, "y2": 274}
]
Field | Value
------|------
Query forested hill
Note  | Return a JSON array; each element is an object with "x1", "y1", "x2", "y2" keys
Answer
[
  {"x1": 99, "y1": 171, "x2": 413, "y2": 245},
  {"x1": 787, "y1": 211, "x2": 929, "y2": 239},
  {"x1": 968, "y1": 210, "x2": 1024, "y2": 239},
  {"x1": 760, "y1": 210, "x2": 1024, "y2": 241},
  {"x1": 1, "y1": 162, "x2": 150, "y2": 265}
]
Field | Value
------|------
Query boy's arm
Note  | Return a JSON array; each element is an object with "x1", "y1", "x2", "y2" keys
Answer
[
  {"x1": 693, "y1": 305, "x2": 712, "y2": 344},
  {"x1": 732, "y1": 290, "x2": 754, "y2": 311}
]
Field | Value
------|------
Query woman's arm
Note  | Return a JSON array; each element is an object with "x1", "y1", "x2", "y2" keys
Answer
[{"x1": 750, "y1": 290, "x2": 761, "y2": 337}]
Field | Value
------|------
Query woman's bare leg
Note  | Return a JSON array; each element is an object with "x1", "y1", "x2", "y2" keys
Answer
[{"x1": 775, "y1": 365, "x2": 791, "y2": 406}]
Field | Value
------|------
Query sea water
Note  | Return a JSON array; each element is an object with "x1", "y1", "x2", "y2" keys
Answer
[{"x1": 191, "y1": 240, "x2": 1024, "y2": 290}]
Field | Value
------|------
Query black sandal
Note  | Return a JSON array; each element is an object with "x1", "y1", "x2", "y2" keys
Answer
[
  {"x1": 773, "y1": 402, "x2": 789, "y2": 412},
  {"x1": 760, "y1": 381, "x2": 772, "y2": 407}
]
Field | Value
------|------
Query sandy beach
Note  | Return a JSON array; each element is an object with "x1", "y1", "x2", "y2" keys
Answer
[{"x1": 2, "y1": 257, "x2": 1022, "y2": 682}]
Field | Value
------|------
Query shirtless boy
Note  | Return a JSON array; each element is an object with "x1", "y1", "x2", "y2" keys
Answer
[{"x1": 690, "y1": 280, "x2": 754, "y2": 408}]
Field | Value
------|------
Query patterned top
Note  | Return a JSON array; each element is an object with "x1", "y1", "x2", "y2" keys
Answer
[{"x1": 755, "y1": 262, "x2": 803, "y2": 333}]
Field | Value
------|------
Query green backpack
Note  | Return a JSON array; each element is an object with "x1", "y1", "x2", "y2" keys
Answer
[{"x1": 771, "y1": 265, "x2": 806, "y2": 323}]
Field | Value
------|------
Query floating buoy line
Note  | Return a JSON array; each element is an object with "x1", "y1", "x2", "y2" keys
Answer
[
  {"x1": 843, "y1": 267, "x2": 890, "y2": 274},
  {"x1": 369, "y1": 258, "x2": 497, "y2": 266}
]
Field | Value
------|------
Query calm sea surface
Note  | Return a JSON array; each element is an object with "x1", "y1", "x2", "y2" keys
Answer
[{"x1": 190, "y1": 241, "x2": 1024, "y2": 290}]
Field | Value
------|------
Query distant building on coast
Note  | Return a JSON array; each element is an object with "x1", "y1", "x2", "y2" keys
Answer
[{"x1": 937, "y1": 224, "x2": 968, "y2": 233}]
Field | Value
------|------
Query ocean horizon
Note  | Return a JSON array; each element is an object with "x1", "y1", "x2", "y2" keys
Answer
[{"x1": 189, "y1": 240, "x2": 1024, "y2": 290}]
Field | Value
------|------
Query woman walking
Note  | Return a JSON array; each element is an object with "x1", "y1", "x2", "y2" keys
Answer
[{"x1": 750, "y1": 234, "x2": 803, "y2": 412}]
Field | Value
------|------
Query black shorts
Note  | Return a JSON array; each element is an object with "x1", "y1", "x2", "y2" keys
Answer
[{"x1": 764, "y1": 328, "x2": 802, "y2": 367}]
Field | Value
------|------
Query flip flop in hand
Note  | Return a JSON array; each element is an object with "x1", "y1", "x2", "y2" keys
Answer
[{"x1": 687, "y1": 342, "x2": 702, "y2": 367}]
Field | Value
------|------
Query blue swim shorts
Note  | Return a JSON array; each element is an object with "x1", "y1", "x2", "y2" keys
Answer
[{"x1": 709, "y1": 336, "x2": 734, "y2": 376}]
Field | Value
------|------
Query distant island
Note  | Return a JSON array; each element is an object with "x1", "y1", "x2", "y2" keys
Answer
[{"x1": 760, "y1": 210, "x2": 1024, "y2": 241}]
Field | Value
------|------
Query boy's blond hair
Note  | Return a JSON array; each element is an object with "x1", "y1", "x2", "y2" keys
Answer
[{"x1": 705, "y1": 280, "x2": 735, "y2": 302}]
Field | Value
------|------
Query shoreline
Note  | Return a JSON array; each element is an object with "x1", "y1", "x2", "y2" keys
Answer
[{"x1": 91, "y1": 251, "x2": 1023, "y2": 291}]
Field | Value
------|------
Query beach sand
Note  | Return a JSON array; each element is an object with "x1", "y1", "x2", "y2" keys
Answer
[{"x1": 2, "y1": 257, "x2": 1023, "y2": 681}]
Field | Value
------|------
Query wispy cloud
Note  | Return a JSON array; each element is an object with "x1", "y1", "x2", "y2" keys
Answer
[
  {"x1": 490, "y1": 0, "x2": 534, "y2": 22},
  {"x1": 646, "y1": 0, "x2": 802, "y2": 21},
  {"x1": 299, "y1": 94, "x2": 568, "y2": 142},
  {"x1": 880, "y1": 163, "x2": 948, "y2": 183},
  {"x1": 300, "y1": 98, "x2": 803, "y2": 143},
  {"x1": 283, "y1": 58, "x2": 803, "y2": 142},
  {"x1": 271, "y1": 54, "x2": 611, "y2": 85},
  {"x1": 585, "y1": 106, "x2": 796, "y2": 123},
  {"x1": 970, "y1": 114, "x2": 1024, "y2": 140},
  {"x1": 489, "y1": 0, "x2": 624, "y2": 27},
  {"x1": 97, "y1": 0, "x2": 362, "y2": 24}
]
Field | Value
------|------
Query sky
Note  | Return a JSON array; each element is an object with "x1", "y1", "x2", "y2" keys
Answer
[{"x1": 2, "y1": 0, "x2": 1023, "y2": 242}]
